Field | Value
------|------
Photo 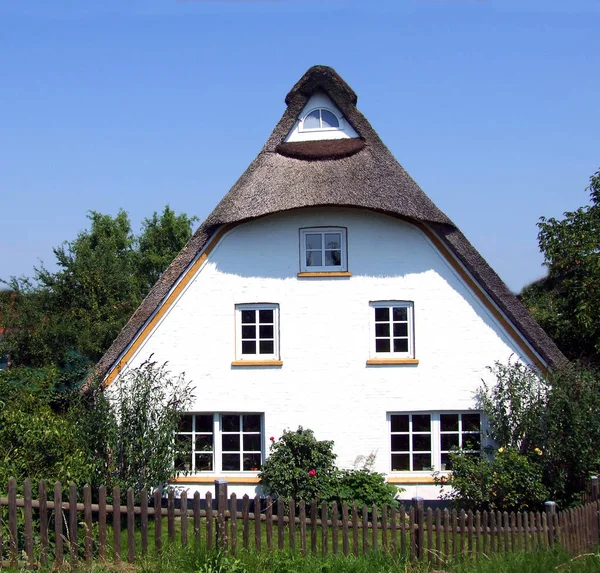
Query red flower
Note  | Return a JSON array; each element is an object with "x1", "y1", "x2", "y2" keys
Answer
[
  {"x1": 269, "y1": 436, "x2": 275, "y2": 441},
  {"x1": 308, "y1": 469, "x2": 316, "y2": 477}
]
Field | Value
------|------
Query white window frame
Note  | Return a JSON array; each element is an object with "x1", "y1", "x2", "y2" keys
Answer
[
  {"x1": 370, "y1": 301, "x2": 415, "y2": 358},
  {"x1": 235, "y1": 303, "x2": 280, "y2": 361},
  {"x1": 299, "y1": 107, "x2": 344, "y2": 132},
  {"x1": 176, "y1": 413, "x2": 264, "y2": 474},
  {"x1": 388, "y1": 412, "x2": 483, "y2": 473},
  {"x1": 299, "y1": 227, "x2": 348, "y2": 272}
]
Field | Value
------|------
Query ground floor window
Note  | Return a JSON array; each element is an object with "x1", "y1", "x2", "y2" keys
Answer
[
  {"x1": 389, "y1": 412, "x2": 481, "y2": 472},
  {"x1": 175, "y1": 413, "x2": 263, "y2": 473}
]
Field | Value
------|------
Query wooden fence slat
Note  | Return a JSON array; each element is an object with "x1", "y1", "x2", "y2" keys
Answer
[
  {"x1": 537, "y1": 511, "x2": 543, "y2": 550},
  {"x1": 322, "y1": 502, "x2": 329, "y2": 556},
  {"x1": 467, "y1": 509, "x2": 473, "y2": 556},
  {"x1": 436, "y1": 509, "x2": 442, "y2": 568},
  {"x1": 24, "y1": 479, "x2": 34, "y2": 567},
  {"x1": 39, "y1": 480, "x2": 49, "y2": 567},
  {"x1": 426, "y1": 507, "x2": 433, "y2": 565},
  {"x1": 53, "y1": 482, "x2": 63, "y2": 566},
  {"x1": 252, "y1": 495, "x2": 260, "y2": 552},
  {"x1": 503, "y1": 511, "x2": 510, "y2": 553},
  {"x1": 217, "y1": 486, "x2": 227, "y2": 551},
  {"x1": 444, "y1": 509, "x2": 450, "y2": 559},
  {"x1": 482, "y1": 510, "x2": 488, "y2": 556},
  {"x1": 460, "y1": 510, "x2": 466, "y2": 557},
  {"x1": 416, "y1": 499, "x2": 424, "y2": 560},
  {"x1": 242, "y1": 495, "x2": 249, "y2": 550},
  {"x1": 311, "y1": 501, "x2": 318, "y2": 555},
  {"x1": 496, "y1": 510, "x2": 502, "y2": 553},
  {"x1": 113, "y1": 486, "x2": 121, "y2": 564},
  {"x1": 181, "y1": 490, "x2": 188, "y2": 547},
  {"x1": 69, "y1": 482, "x2": 78, "y2": 564},
  {"x1": 362, "y1": 505, "x2": 369, "y2": 554},
  {"x1": 230, "y1": 493, "x2": 237, "y2": 556},
  {"x1": 541, "y1": 511, "x2": 548, "y2": 550},
  {"x1": 154, "y1": 489, "x2": 162, "y2": 555},
  {"x1": 352, "y1": 503, "x2": 359, "y2": 557},
  {"x1": 99, "y1": 486, "x2": 107, "y2": 560},
  {"x1": 380, "y1": 504, "x2": 387, "y2": 552},
  {"x1": 127, "y1": 488, "x2": 135, "y2": 563},
  {"x1": 277, "y1": 498, "x2": 284, "y2": 551},
  {"x1": 168, "y1": 490, "x2": 175, "y2": 544},
  {"x1": 207, "y1": 492, "x2": 214, "y2": 551},
  {"x1": 194, "y1": 492, "x2": 202, "y2": 547},
  {"x1": 451, "y1": 509, "x2": 458, "y2": 559},
  {"x1": 475, "y1": 510, "x2": 481, "y2": 558},
  {"x1": 299, "y1": 500, "x2": 307, "y2": 556},
  {"x1": 289, "y1": 499, "x2": 296, "y2": 553},
  {"x1": 400, "y1": 506, "x2": 406, "y2": 558},
  {"x1": 516, "y1": 511, "x2": 522, "y2": 552},
  {"x1": 371, "y1": 503, "x2": 378, "y2": 553},
  {"x1": 84, "y1": 484, "x2": 93, "y2": 564},
  {"x1": 409, "y1": 506, "x2": 415, "y2": 561},
  {"x1": 489, "y1": 510, "x2": 496, "y2": 555},
  {"x1": 390, "y1": 505, "x2": 397, "y2": 555},
  {"x1": 141, "y1": 489, "x2": 148, "y2": 556},
  {"x1": 266, "y1": 496, "x2": 273, "y2": 551},
  {"x1": 524, "y1": 511, "x2": 530, "y2": 552},
  {"x1": 332, "y1": 502, "x2": 339, "y2": 555}
]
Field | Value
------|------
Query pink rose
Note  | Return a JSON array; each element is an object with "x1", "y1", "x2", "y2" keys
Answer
[
  {"x1": 308, "y1": 469, "x2": 316, "y2": 477},
  {"x1": 270, "y1": 436, "x2": 275, "y2": 441}
]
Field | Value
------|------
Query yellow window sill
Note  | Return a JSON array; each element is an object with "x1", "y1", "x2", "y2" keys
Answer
[
  {"x1": 171, "y1": 476, "x2": 260, "y2": 484},
  {"x1": 297, "y1": 271, "x2": 352, "y2": 278},
  {"x1": 387, "y1": 476, "x2": 436, "y2": 485},
  {"x1": 231, "y1": 360, "x2": 283, "y2": 367},
  {"x1": 366, "y1": 358, "x2": 419, "y2": 365}
]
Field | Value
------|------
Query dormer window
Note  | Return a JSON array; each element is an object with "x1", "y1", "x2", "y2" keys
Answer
[
  {"x1": 299, "y1": 227, "x2": 348, "y2": 273},
  {"x1": 300, "y1": 108, "x2": 342, "y2": 132}
]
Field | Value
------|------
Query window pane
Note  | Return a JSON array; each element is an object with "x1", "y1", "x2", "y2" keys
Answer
[
  {"x1": 441, "y1": 453, "x2": 452, "y2": 470},
  {"x1": 375, "y1": 339, "x2": 390, "y2": 353},
  {"x1": 391, "y1": 415, "x2": 409, "y2": 433},
  {"x1": 462, "y1": 414, "x2": 481, "y2": 431},
  {"x1": 441, "y1": 434, "x2": 459, "y2": 451},
  {"x1": 243, "y1": 453, "x2": 262, "y2": 471},
  {"x1": 174, "y1": 453, "x2": 189, "y2": 472},
  {"x1": 375, "y1": 323, "x2": 390, "y2": 337},
  {"x1": 222, "y1": 434, "x2": 240, "y2": 452},
  {"x1": 243, "y1": 434, "x2": 261, "y2": 451},
  {"x1": 305, "y1": 233, "x2": 322, "y2": 250},
  {"x1": 391, "y1": 454, "x2": 410, "y2": 471},
  {"x1": 243, "y1": 414, "x2": 261, "y2": 432},
  {"x1": 392, "y1": 307, "x2": 407, "y2": 321},
  {"x1": 241, "y1": 325, "x2": 256, "y2": 339},
  {"x1": 463, "y1": 434, "x2": 481, "y2": 451},
  {"x1": 241, "y1": 340, "x2": 256, "y2": 354},
  {"x1": 325, "y1": 250, "x2": 341, "y2": 266},
  {"x1": 321, "y1": 110, "x2": 340, "y2": 129},
  {"x1": 195, "y1": 435, "x2": 213, "y2": 451},
  {"x1": 222, "y1": 454, "x2": 240, "y2": 471},
  {"x1": 195, "y1": 453, "x2": 213, "y2": 472},
  {"x1": 179, "y1": 415, "x2": 193, "y2": 433},
  {"x1": 259, "y1": 340, "x2": 274, "y2": 354},
  {"x1": 304, "y1": 110, "x2": 320, "y2": 129},
  {"x1": 259, "y1": 309, "x2": 273, "y2": 323},
  {"x1": 222, "y1": 415, "x2": 240, "y2": 432},
  {"x1": 393, "y1": 323, "x2": 408, "y2": 337},
  {"x1": 241, "y1": 310, "x2": 255, "y2": 324},
  {"x1": 412, "y1": 434, "x2": 431, "y2": 452},
  {"x1": 175, "y1": 435, "x2": 192, "y2": 455},
  {"x1": 195, "y1": 414, "x2": 213, "y2": 433},
  {"x1": 374, "y1": 307, "x2": 389, "y2": 322},
  {"x1": 393, "y1": 338, "x2": 408, "y2": 353},
  {"x1": 259, "y1": 325, "x2": 274, "y2": 339},
  {"x1": 440, "y1": 414, "x2": 459, "y2": 431},
  {"x1": 391, "y1": 434, "x2": 409, "y2": 451},
  {"x1": 324, "y1": 233, "x2": 341, "y2": 249},
  {"x1": 413, "y1": 453, "x2": 432, "y2": 470},
  {"x1": 306, "y1": 251, "x2": 322, "y2": 267},
  {"x1": 413, "y1": 414, "x2": 431, "y2": 432}
]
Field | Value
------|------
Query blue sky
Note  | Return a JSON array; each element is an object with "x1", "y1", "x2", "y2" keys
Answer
[{"x1": 1, "y1": 0, "x2": 598, "y2": 292}]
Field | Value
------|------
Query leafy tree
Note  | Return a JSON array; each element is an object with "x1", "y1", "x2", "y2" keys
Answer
[
  {"x1": 521, "y1": 168, "x2": 600, "y2": 364},
  {"x1": 0, "y1": 206, "x2": 196, "y2": 376}
]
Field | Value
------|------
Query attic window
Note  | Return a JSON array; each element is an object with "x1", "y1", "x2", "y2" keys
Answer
[{"x1": 300, "y1": 108, "x2": 342, "y2": 132}]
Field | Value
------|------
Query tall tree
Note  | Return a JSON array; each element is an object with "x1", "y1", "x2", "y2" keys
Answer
[{"x1": 521, "y1": 168, "x2": 600, "y2": 364}]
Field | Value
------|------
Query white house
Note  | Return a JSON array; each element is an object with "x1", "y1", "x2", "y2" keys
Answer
[{"x1": 97, "y1": 66, "x2": 564, "y2": 501}]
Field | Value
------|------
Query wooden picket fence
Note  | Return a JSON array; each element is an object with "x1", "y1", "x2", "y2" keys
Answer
[{"x1": 1, "y1": 478, "x2": 599, "y2": 569}]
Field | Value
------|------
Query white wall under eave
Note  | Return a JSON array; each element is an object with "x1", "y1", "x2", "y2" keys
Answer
[{"x1": 117, "y1": 207, "x2": 536, "y2": 499}]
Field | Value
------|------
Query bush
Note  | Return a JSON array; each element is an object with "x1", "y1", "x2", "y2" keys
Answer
[{"x1": 333, "y1": 468, "x2": 400, "y2": 508}]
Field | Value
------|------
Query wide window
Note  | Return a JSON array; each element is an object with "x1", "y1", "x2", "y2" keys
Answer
[
  {"x1": 299, "y1": 227, "x2": 347, "y2": 272},
  {"x1": 176, "y1": 413, "x2": 263, "y2": 473},
  {"x1": 370, "y1": 302, "x2": 414, "y2": 358},
  {"x1": 390, "y1": 412, "x2": 482, "y2": 472},
  {"x1": 300, "y1": 108, "x2": 342, "y2": 131},
  {"x1": 235, "y1": 304, "x2": 279, "y2": 360}
]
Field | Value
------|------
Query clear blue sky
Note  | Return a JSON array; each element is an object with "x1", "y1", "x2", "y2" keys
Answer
[{"x1": 1, "y1": 0, "x2": 598, "y2": 292}]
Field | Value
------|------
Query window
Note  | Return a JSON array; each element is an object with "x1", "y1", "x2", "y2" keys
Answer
[
  {"x1": 299, "y1": 227, "x2": 347, "y2": 272},
  {"x1": 370, "y1": 302, "x2": 414, "y2": 358},
  {"x1": 176, "y1": 413, "x2": 264, "y2": 473},
  {"x1": 235, "y1": 304, "x2": 279, "y2": 360},
  {"x1": 300, "y1": 108, "x2": 342, "y2": 131},
  {"x1": 390, "y1": 412, "x2": 482, "y2": 472}
]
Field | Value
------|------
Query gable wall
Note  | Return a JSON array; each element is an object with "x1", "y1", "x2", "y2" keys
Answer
[{"x1": 115, "y1": 207, "x2": 535, "y2": 498}]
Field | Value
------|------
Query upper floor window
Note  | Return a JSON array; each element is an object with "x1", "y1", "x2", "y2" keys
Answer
[
  {"x1": 370, "y1": 301, "x2": 414, "y2": 358},
  {"x1": 300, "y1": 227, "x2": 348, "y2": 273},
  {"x1": 300, "y1": 108, "x2": 342, "y2": 132},
  {"x1": 235, "y1": 304, "x2": 279, "y2": 361}
]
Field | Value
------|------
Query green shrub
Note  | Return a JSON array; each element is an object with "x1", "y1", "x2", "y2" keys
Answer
[{"x1": 333, "y1": 467, "x2": 400, "y2": 508}]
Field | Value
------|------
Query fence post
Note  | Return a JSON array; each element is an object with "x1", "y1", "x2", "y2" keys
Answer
[
  {"x1": 215, "y1": 479, "x2": 228, "y2": 551},
  {"x1": 412, "y1": 497, "x2": 424, "y2": 560},
  {"x1": 591, "y1": 476, "x2": 599, "y2": 502},
  {"x1": 545, "y1": 501, "x2": 557, "y2": 547}
]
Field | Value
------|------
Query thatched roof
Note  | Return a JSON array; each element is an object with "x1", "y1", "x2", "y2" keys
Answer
[{"x1": 96, "y1": 65, "x2": 565, "y2": 379}]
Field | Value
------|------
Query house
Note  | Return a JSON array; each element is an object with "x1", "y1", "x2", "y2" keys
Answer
[{"x1": 97, "y1": 66, "x2": 564, "y2": 501}]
